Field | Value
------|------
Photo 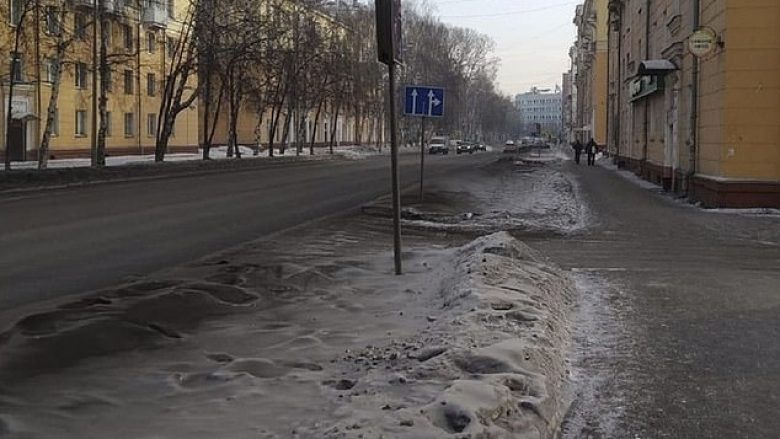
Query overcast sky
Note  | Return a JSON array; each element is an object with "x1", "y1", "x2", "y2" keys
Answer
[{"x1": 426, "y1": 0, "x2": 579, "y2": 97}]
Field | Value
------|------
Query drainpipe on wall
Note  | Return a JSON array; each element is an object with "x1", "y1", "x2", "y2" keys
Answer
[
  {"x1": 608, "y1": 0, "x2": 623, "y2": 165},
  {"x1": 642, "y1": 0, "x2": 650, "y2": 175},
  {"x1": 687, "y1": 0, "x2": 700, "y2": 195}
]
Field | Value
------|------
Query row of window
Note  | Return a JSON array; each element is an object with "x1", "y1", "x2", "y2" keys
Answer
[
  {"x1": 520, "y1": 99, "x2": 561, "y2": 105},
  {"x1": 41, "y1": 7, "x2": 177, "y2": 55},
  {"x1": 55, "y1": 110, "x2": 169, "y2": 138},
  {"x1": 524, "y1": 115, "x2": 562, "y2": 121},
  {"x1": 33, "y1": 59, "x2": 161, "y2": 97},
  {"x1": 522, "y1": 107, "x2": 563, "y2": 112},
  {"x1": 12, "y1": 0, "x2": 177, "y2": 26}
]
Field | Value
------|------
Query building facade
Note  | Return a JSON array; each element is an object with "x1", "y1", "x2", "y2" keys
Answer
[
  {"x1": 514, "y1": 87, "x2": 563, "y2": 138},
  {"x1": 571, "y1": 0, "x2": 609, "y2": 146},
  {"x1": 1, "y1": 0, "x2": 199, "y2": 162},
  {"x1": 606, "y1": 0, "x2": 780, "y2": 207},
  {"x1": 562, "y1": 70, "x2": 575, "y2": 143}
]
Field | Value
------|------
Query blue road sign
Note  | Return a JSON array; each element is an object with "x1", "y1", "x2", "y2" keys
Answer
[{"x1": 404, "y1": 86, "x2": 444, "y2": 118}]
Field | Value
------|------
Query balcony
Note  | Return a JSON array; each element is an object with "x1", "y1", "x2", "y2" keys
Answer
[
  {"x1": 74, "y1": 0, "x2": 122, "y2": 15},
  {"x1": 142, "y1": 1, "x2": 168, "y2": 28}
]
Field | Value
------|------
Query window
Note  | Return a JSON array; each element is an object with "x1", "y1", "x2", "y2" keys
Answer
[
  {"x1": 167, "y1": 0, "x2": 175, "y2": 18},
  {"x1": 45, "y1": 6, "x2": 60, "y2": 35},
  {"x1": 10, "y1": 52, "x2": 23, "y2": 82},
  {"x1": 44, "y1": 57, "x2": 58, "y2": 82},
  {"x1": 10, "y1": 0, "x2": 23, "y2": 25},
  {"x1": 105, "y1": 111, "x2": 112, "y2": 137},
  {"x1": 74, "y1": 13, "x2": 86, "y2": 40},
  {"x1": 103, "y1": 21, "x2": 112, "y2": 47},
  {"x1": 146, "y1": 73, "x2": 156, "y2": 96},
  {"x1": 75, "y1": 110, "x2": 87, "y2": 136},
  {"x1": 51, "y1": 109, "x2": 59, "y2": 136},
  {"x1": 124, "y1": 69, "x2": 133, "y2": 94},
  {"x1": 166, "y1": 36, "x2": 176, "y2": 57},
  {"x1": 123, "y1": 24, "x2": 133, "y2": 50},
  {"x1": 103, "y1": 69, "x2": 113, "y2": 93},
  {"x1": 146, "y1": 32, "x2": 156, "y2": 53},
  {"x1": 124, "y1": 112, "x2": 135, "y2": 137},
  {"x1": 75, "y1": 62, "x2": 88, "y2": 89},
  {"x1": 147, "y1": 113, "x2": 157, "y2": 137}
]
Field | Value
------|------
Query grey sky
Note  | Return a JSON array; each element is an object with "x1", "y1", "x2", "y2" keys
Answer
[{"x1": 426, "y1": 0, "x2": 578, "y2": 96}]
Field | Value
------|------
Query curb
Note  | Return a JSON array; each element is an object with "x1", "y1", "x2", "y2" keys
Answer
[{"x1": 0, "y1": 155, "x2": 355, "y2": 196}]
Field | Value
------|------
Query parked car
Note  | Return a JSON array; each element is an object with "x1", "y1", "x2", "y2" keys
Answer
[
  {"x1": 473, "y1": 143, "x2": 487, "y2": 151},
  {"x1": 456, "y1": 142, "x2": 474, "y2": 154},
  {"x1": 428, "y1": 136, "x2": 450, "y2": 155},
  {"x1": 503, "y1": 140, "x2": 518, "y2": 154}
]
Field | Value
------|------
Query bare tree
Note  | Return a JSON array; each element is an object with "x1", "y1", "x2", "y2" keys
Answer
[
  {"x1": 155, "y1": 1, "x2": 199, "y2": 162},
  {"x1": 4, "y1": 0, "x2": 36, "y2": 170}
]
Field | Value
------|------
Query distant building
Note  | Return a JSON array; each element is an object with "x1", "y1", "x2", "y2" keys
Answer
[
  {"x1": 514, "y1": 87, "x2": 563, "y2": 138},
  {"x1": 572, "y1": 0, "x2": 609, "y2": 146},
  {"x1": 562, "y1": 71, "x2": 574, "y2": 143}
]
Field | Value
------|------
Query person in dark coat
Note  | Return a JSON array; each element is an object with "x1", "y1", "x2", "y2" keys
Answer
[
  {"x1": 586, "y1": 138, "x2": 597, "y2": 166},
  {"x1": 572, "y1": 139, "x2": 584, "y2": 165}
]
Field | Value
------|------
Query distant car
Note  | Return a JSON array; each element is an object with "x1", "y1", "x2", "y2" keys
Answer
[
  {"x1": 473, "y1": 143, "x2": 487, "y2": 151},
  {"x1": 503, "y1": 140, "x2": 518, "y2": 154},
  {"x1": 428, "y1": 144, "x2": 449, "y2": 154},
  {"x1": 428, "y1": 136, "x2": 450, "y2": 154},
  {"x1": 456, "y1": 142, "x2": 474, "y2": 154}
]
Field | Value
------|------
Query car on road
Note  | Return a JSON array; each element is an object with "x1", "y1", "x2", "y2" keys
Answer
[
  {"x1": 503, "y1": 140, "x2": 518, "y2": 154},
  {"x1": 456, "y1": 142, "x2": 474, "y2": 154},
  {"x1": 428, "y1": 137, "x2": 450, "y2": 155},
  {"x1": 473, "y1": 143, "x2": 487, "y2": 152}
]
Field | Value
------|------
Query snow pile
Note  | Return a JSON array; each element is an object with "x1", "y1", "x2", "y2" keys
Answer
[
  {"x1": 0, "y1": 230, "x2": 574, "y2": 439},
  {"x1": 393, "y1": 163, "x2": 587, "y2": 236},
  {"x1": 291, "y1": 232, "x2": 575, "y2": 438}
]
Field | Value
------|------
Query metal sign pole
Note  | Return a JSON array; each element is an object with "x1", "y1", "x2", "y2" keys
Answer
[
  {"x1": 388, "y1": 63, "x2": 402, "y2": 275},
  {"x1": 376, "y1": 0, "x2": 403, "y2": 275},
  {"x1": 419, "y1": 116, "x2": 425, "y2": 202}
]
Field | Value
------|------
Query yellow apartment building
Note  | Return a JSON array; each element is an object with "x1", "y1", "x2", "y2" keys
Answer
[
  {"x1": 606, "y1": 0, "x2": 780, "y2": 207},
  {"x1": 573, "y1": 0, "x2": 609, "y2": 146},
  {"x1": 0, "y1": 0, "x2": 198, "y2": 162}
]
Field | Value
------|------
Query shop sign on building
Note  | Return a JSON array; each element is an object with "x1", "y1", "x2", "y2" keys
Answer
[
  {"x1": 689, "y1": 27, "x2": 718, "y2": 58},
  {"x1": 630, "y1": 75, "x2": 664, "y2": 101}
]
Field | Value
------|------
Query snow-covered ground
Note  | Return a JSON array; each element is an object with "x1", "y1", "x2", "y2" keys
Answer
[
  {"x1": 3, "y1": 144, "x2": 398, "y2": 171},
  {"x1": 0, "y1": 155, "x2": 582, "y2": 438}
]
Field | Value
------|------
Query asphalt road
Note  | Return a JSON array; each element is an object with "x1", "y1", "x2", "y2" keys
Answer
[
  {"x1": 0, "y1": 152, "x2": 496, "y2": 310},
  {"x1": 530, "y1": 160, "x2": 780, "y2": 438}
]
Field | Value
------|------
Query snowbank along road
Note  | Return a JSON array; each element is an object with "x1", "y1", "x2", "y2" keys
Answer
[{"x1": 0, "y1": 153, "x2": 586, "y2": 438}]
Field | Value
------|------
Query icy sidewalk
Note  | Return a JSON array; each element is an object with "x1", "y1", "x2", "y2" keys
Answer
[
  {"x1": 0, "y1": 158, "x2": 580, "y2": 438},
  {"x1": 3, "y1": 144, "x2": 396, "y2": 171}
]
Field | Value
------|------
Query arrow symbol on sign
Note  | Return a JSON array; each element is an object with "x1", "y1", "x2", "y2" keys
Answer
[
  {"x1": 428, "y1": 90, "x2": 441, "y2": 116},
  {"x1": 411, "y1": 89, "x2": 418, "y2": 114}
]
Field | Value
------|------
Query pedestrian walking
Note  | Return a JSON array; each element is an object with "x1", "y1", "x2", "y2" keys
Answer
[
  {"x1": 572, "y1": 139, "x2": 584, "y2": 165},
  {"x1": 586, "y1": 138, "x2": 597, "y2": 166}
]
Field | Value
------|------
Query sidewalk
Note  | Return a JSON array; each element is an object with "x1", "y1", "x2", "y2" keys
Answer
[{"x1": 534, "y1": 155, "x2": 780, "y2": 438}]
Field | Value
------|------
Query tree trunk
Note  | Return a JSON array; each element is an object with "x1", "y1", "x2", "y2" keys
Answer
[
  {"x1": 329, "y1": 101, "x2": 341, "y2": 154},
  {"x1": 4, "y1": 7, "x2": 28, "y2": 171},
  {"x1": 39, "y1": 31, "x2": 68, "y2": 169},
  {"x1": 280, "y1": 109, "x2": 292, "y2": 155},
  {"x1": 96, "y1": 14, "x2": 109, "y2": 167},
  {"x1": 309, "y1": 98, "x2": 324, "y2": 155}
]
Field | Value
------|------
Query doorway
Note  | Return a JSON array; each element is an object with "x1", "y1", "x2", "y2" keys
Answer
[{"x1": 7, "y1": 119, "x2": 26, "y2": 161}]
